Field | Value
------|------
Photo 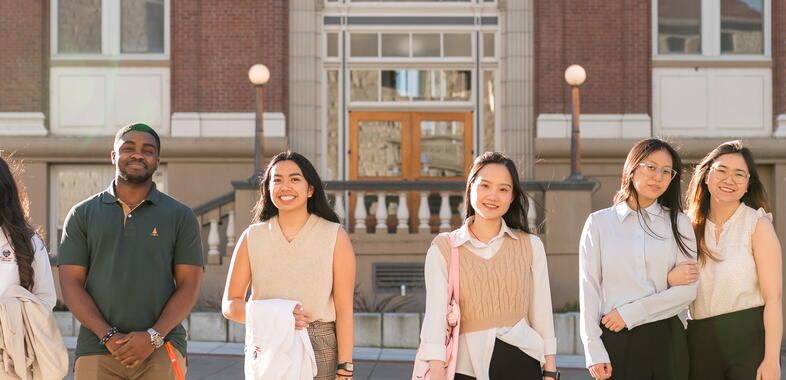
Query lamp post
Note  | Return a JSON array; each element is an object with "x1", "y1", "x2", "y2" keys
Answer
[
  {"x1": 248, "y1": 64, "x2": 270, "y2": 183},
  {"x1": 564, "y1": 64, "x2": 587, "y2": 180}
]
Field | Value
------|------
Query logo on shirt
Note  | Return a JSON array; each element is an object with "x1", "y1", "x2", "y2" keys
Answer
[
  {"x1": 151, "y1": 227, "x2": 159, "y2": 237},
  {"x1": 0, "y1": 249, "x2": 14, "y2": 263}
]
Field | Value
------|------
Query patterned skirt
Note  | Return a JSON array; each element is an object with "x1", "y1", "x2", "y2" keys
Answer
[{"x1": 308, "y1": 321, "x2": 338, "y2": 380}]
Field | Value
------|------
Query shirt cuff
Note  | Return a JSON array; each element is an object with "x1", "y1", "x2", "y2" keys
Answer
[
  {"x1": 583, "y1": 338, "x2": 610, "y2": 367},
  {"x1": 617, "y1": 301, "x2": 647, "y2": 330},
  {"x1": 416, "y1": 342, "x2": 446, "y2": 362},
  {"x1": 543, "y1": 337, "x2": 557, "y2": 356}
]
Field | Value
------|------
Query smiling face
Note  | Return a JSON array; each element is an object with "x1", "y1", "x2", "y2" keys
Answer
[
  {"x1": 705, "y1": 153, "x2": 749, "y2": 204},
  {"x1": 111, "y1": 131, "x2": 160, "y2": 184},
  {"x1": 268, "y1": 160, "x2": 314, "y2": 213},
  {"x1": 469, "y1": 163, "x2": 514, "y2": 221},
  {"x1": 630, "y1": 149, "x2": 673, "y2": 207}
]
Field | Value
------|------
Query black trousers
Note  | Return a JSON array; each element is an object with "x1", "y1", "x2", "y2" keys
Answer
[
  {"x1": 687, "y1": 306, "x2": 765, "y2": 380},
  {"x1": 454, "y1": 339, "x2": 541, "y2": 380},
  {"x1": 600, "y1": 315, "x2": 688, "y2": 380}
]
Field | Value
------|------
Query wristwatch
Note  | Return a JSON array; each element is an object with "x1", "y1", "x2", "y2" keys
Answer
[
  {"x1": 147, "y1": 328, "x2": 164, "y2": 348},
  {"x1": 542, "y1": 369, "x2": 560, "y2": 379},
  {"x1": 337, "y1": 362, "x2": 354, "y2": 372}
]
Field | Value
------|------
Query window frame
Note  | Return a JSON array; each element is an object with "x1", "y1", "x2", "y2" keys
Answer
[
  {"x1": 652, "y1": 0, "x2": 771, "y2": 61},
  {"x1": 51, "y1": 0, "x2": 170, "y2": 61}
]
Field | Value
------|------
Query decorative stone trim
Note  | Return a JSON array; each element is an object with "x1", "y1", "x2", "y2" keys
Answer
[
  {"x1": 0, "y1": 112, "x2": 47, "y2": 136},
  {"x1": 170, "y1": 112, "x2": 286, "y2": 138},
  {"x1": 775, "y1": 114, "x2": 786, "y2": 137},
  {"x1": 537, "y1": 113, "x2": 651, "y2": 139}
]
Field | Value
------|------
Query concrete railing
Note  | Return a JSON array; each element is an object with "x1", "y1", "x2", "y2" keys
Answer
[{"x1": 54, "y1": 311, "x2": 584, "y2": 355}]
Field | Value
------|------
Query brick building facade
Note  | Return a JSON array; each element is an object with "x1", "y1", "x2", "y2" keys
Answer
[{"x1": 0, "y1": 0, "x2": 784, "y2": 318}]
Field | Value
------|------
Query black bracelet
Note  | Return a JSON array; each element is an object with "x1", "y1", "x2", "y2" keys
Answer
[{"x1": 99, "y1": 326, "x2": 119, "y2": 346}]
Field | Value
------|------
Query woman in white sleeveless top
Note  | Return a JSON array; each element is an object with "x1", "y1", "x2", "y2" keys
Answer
[
  {"x1": 222, "y1": 151, "x2": 356, "y2": 380},
  {"x1": 669, "y1": 141, "x2": 782, "y2": 380}
]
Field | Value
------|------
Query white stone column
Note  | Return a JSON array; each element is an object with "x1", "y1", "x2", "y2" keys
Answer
[
  {"x1": 289, "y1": 0, "x2": 322, "y2": 162},
  {"x1": 500, "y1": 0, "x2": 535, "y2": 178},
  {"x1": 439, "y1": 192, "x2": 452, "y2": 232},
  {"x1": 375, "y1": 193, "x2": 388, "y2": 233},
  {"x1": 354, "y1": 192, "x2": 367, "y2": 233},
  {"x1": 418, "y1": 192, "x2": 431, "y2": 233},
  {"x1": 396, "y1": 192, "x2": 409, "y2": 233}
]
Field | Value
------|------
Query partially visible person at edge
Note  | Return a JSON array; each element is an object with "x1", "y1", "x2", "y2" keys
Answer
[
  {"x1": 418, "y1": 152, "x2": 559, "y2": 380},
  {"x1": 666, "y1": 140, "x2": 782, "y2": 380},
  {"x1": 0, "y1": 155, "x2": 56, "y2": 317},
  {"x1": 58, "y1": 123, "x2": 204, "y2": 380},
  {"x1": 0, "y1": 154, "x2": 67, "y2": 378},
  {"x1": 222, "y1": 151, "x2": 356, "y2": 380},
  {"x1": 579, "y1": 138, "x2": 698, "y2": 380}
]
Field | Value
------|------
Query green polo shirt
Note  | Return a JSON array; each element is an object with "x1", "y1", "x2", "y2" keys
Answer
[{"x1": 58, "y1": 182, "x2": 203, "y2": 359}]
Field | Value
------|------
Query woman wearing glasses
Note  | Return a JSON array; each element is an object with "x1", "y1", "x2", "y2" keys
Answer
[
  {"x1": 579, "y1": 138, "x2": 697, "y2": 380},
  {"x1": 669, "y1": 141, "x2": 781, "y2": 380}
]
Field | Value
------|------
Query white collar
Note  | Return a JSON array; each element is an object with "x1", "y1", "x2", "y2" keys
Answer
[
  {"x1": 452, "y1": 216, "x2": 518, "y2": 248},
  {"x1": 615, "y1": 200, "x2": 664, "y2": 223}
]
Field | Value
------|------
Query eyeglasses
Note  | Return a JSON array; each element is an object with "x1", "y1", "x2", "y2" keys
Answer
[
  {"x1": 637, "y1": 162, "x2": 677, "y2": 180},
  {"x1": 709, "y1": 166, "x2": 750, "y2": 184}
]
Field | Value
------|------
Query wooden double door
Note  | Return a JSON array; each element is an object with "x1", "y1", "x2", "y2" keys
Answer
[{"x1": 348, "y1": 111, "x2": 472, "y2": 231}]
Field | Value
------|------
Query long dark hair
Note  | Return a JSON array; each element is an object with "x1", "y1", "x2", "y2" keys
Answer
[
  {"x1": 0, "y1": 155, "x2": 36, "y2": 291},
  {"x1": 251, "y1": 151, "x2": 339, "y2": 224},
  {"x1": 463, "y1": 152, "x2": 532, "y2": 234},
  {"x1": 686, "y1": 140, "x2": 769, "y2": 263},
  {"x1": 612, "y1": 138, "x2": 693, "y2": 257}
]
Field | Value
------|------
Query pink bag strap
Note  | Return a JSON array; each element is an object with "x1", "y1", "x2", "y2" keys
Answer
[{"x1": 447, "y1": 233, "x2": 460, "y2": 305}]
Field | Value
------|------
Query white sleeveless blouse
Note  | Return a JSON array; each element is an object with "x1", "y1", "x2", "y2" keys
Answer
[{"x1": 690, "y1": 204, "x2": 770, "y2": 320}]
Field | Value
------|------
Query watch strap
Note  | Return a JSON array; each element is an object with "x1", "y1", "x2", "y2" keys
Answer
[{"x1": 543, "y1": 370, "x2": 560, "y2": 379}]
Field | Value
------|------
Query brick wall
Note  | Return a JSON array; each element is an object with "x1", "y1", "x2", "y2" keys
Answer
[
  {"x1": 0, "y1": 0, "x2": 46, "y2": 113},
  {"x1": 535, "y1": 0, "x2": 651, "y2": 115},
  {"x1": 171, "y1": 0, "x2": 288, "y2": 114}
]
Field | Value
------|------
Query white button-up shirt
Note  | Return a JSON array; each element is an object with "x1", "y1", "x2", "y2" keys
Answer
[
  {"x1": 0, "y1": 232, "x2": 56, "y2": 309},
  {"x1": 418, "y1": 218, "x2": 557, "y2": 379},
  {"x1": 579, "y1": 201, "x2": 698, "y2": 367}
]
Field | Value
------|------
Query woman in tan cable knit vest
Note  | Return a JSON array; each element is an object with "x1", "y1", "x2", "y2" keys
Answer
[
  {"x1": 417, "y1": 152, "x2": 559, "y2": 380},
  {"x1": 222, "y1": 151, "x2": 356, "y2": 380}
]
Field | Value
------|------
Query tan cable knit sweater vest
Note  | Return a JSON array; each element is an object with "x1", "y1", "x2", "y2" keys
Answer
[
  {"x1": 433, "y1": 230, "x2": 533, "y2": 334},
  {"x1": 246, "y1": 214, "x2": 340, "y2": 322}
]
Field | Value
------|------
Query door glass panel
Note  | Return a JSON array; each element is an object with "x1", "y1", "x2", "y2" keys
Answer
[
  {"x1": 350, "y1": 70, "x2": 379, "y2": 101},
  {"x1": 358, "y1": 121, "x2": 403, "y2": 177},
  {"x1": 381, "y1": 34, "x2": 410, "y2": 57},
  {"x1": 411, "y1": 70, "x2": 442, "y2": 101},
  {"x1": 444, "y1": 70, "x2": 471, "y2": 101},
  {"x1": 419, "y1": 120, "x2": 464, "y2": 177},
  {"x1": 381, "y1": 70, "x2": 410, "y2": 101},
  {"x1": 412, "y1": 34, "x2": 440, "y2": 57}
]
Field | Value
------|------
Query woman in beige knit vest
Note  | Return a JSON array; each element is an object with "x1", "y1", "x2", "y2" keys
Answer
[
  {"x1": 418, "y1": 152, "x2": 559, "y2": 380},
  {"x1": 222, "y1": 151, "x2": 357, "y2": 380}
]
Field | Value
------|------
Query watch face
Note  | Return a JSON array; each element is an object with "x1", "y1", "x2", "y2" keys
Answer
[{"x1": 346, "y1": 363, "x2": 354, "y2": 371}]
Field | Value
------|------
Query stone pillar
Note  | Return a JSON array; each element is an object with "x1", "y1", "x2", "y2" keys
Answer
[
  {"x1": 541, "y1": 184, "x2": 593, "y2": 309},
  {"x1": 288, "y1": 0, "x2": 322, "y2": 163},
  {"x1": 774, "y1": 164, "x2": 786, "y2": 339},
  {"x1": 499, "y1": 0, "x2": 535, "y2": 178}
]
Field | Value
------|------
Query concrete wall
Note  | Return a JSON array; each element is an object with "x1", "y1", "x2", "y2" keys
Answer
[{"x1": 166, "y1": 162, "x2": 253, "y2": 207}]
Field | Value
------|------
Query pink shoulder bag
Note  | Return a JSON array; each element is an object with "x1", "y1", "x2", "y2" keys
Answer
[{"x1": 412, "y1": 234, "x2": 461, "y2": 380}]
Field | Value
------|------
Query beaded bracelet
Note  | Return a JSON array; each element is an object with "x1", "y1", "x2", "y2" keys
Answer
[{"x1": 99, "y1": 326, "x2": 119, "y2": 346}]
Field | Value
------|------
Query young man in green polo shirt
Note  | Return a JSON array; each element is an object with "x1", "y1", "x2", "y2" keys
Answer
[{"x1": 59, "y1": 123, "x2": 204, "y2": 380}]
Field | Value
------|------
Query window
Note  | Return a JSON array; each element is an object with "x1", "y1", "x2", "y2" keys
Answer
[
  {"x1": 351, "y1": 70, "x2": 472, "y2": 102},
  {"x1": 52, "y1": 0, "x2": 169, "y2": 58},
  {"x1": 655, "y1": 0, "x2": 768, "y2": 58},
  {"x1": 349, "y1": 32, "x2": 474, "y2": 59}
]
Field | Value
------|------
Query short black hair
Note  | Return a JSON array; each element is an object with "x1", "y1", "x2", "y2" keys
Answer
[{"x1": 114, "y1": 123, "x2": 161, "y2": 154}]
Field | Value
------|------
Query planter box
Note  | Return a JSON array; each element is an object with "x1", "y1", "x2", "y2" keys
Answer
[
  {"x1": 354, "y1": 313, "x2": 382, "y2": 347},
  {"x1": 189, "y1": 312, "x2": 227, "y2": 342},
  {"x1": 382, "y1": 313, "x2": 420, "y2": 349}
]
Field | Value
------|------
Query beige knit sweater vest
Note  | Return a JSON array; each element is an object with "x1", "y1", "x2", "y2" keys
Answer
[
  {"x1": 246, "y1": 214, "x2": 340, "y2": 322},
  {"x1": 433, "y1": 231, "x2": 533, "y2": 334}
]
